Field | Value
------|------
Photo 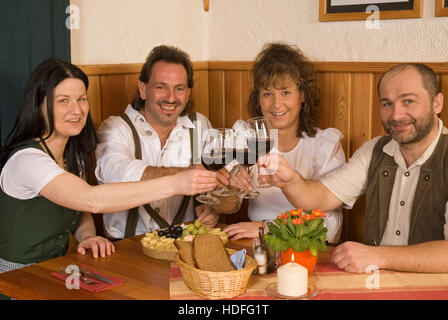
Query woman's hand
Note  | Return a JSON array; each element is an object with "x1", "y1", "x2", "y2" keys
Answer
[
  {"x1": 77, "y1": 236, "x2": 116, "y2": 258},
  {"x1": 257, "y1": 153, "x2": 296, "y2": 188},
  {"x1": 223, "y1": 221, "x2": 264, "y2": 241},
  {"x1": 229, "y1": 165, "x2": 253, "y2": 192},
  {"x1": 173, "y1": 169, "x2": 217, "y2": 195},
  {"x1": 196, "y1": 204, "x2": 219, "y2": 228}
]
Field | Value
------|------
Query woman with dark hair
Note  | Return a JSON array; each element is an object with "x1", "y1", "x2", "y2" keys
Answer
[
  {"x1": 0, "y1": 58, "x2": 217, "y2": 273},
  {"x1": 223, "y1": 43, "x2": 346, "y2": 243}
]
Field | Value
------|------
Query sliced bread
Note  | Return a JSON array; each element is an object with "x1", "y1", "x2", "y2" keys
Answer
[
  {"x1": 174, "y1": 239, "x2": 196, "y2": 267},
  {"x1": 193, "y1": 234, "x2": 236, "y2": 272}
]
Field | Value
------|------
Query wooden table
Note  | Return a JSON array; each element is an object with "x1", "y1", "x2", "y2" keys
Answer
[
  {"x1": 1, "y1": 235, "x2": 448, "y2": 300},
  {"x1": 0, "y1": 235, "x2": 252, "y2": 300}
]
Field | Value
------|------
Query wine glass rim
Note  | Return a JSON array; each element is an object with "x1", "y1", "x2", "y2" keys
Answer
[{"x1": 247, "y1": 116, "x2": 265, "y2": 122}]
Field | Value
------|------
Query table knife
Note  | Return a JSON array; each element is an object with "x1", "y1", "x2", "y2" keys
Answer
[{"x1": 78, "y1": 267, "x2": 115, "y2": 285}]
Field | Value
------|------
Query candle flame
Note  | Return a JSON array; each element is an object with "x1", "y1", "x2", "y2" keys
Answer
[{"x1": 291, "y1": 253, "x2": 295, "y2": 263}]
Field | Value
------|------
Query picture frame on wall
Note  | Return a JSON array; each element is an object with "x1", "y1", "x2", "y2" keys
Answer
[
  {"x1": 319, "y1": 0, "x2": 423, "y2": 22},
  {"x1": 435, "y1": 0, "x2": 448, "y2": 17}
]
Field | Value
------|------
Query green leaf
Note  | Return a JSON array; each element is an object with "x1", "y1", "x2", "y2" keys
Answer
[
  {"x1": 286, "y1": 216, "x2": 295, "y2": 235},
  {"x1": 267, "y1": 222, "x2": 283, "y2": 238},
  {"x1": 317, "y1": 239, "x2": 327, "y2": 252},
  {"x1": 289, "y1": 238, "x2": 309, "y2": 252},
  {"x1": 295, "y1": 223, "x2": 305, "y2": 239},
  {"x1": 264, "y1": 235, "x2": 289, "y2": 252},
  {"x1": 279, "y1": 221, "x2": 294, "y2": 240}
]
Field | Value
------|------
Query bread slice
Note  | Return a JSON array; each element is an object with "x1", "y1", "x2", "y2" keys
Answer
[
  {"x1": 193, "y1": 234, "x2": 236, "y2": 272},
  {"x1": 174, "y1": 240, "x2": 196, "y2": 267}
]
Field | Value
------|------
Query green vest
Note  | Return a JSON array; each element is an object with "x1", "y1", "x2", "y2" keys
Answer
[
  {"x1": 0, "y1": 140, "x2": 82, "y2": 264},
  {"x1": 364, "y1": 128, "x2": 448, "y2": 246}
]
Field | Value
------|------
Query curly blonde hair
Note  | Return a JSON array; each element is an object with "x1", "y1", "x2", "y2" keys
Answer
[{"x1": 247, "y1": 43, "x2": 320, "y2": 137}]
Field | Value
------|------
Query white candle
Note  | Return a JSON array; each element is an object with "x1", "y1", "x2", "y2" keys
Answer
[{"x1": 277, "y1": 262, "x2": 308, "y2": 296}]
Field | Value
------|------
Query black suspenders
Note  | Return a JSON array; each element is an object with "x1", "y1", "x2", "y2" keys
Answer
[{"x1": 120, "y1": 112, "x2": 197, "y2": 238}]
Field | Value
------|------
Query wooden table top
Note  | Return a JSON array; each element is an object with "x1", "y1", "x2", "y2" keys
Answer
[{"x1": 0, "y1": 234, "x2": 258, "y2": 300}]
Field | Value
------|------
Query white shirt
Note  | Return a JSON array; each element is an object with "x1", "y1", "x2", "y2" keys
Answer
[
  {"x1": 322, "y1": 118, "x2": 448, "y2": 245},
  {"x1": 232, "y1": 123, "x2": 346, "y2": 244},
  {"x1": 95, "y1": 105, "x2": 213, "y2": 238},
  {"x1": 1, "y1": 148, "x2": 65, "y2": 199}
]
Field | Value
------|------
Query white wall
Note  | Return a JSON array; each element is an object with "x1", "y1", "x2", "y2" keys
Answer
[{"x1": 70, "y1": 0, "x2": 448, "y2": 64}]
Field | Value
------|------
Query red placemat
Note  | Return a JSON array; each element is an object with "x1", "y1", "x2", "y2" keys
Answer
[{"x1": 51, "y1": 264, "x2": 124, "y2": 293}]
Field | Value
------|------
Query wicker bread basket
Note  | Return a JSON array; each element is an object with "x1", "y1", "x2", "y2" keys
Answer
[{"x1": 175, "y1": 248, "x2": 257, "y2": 299}]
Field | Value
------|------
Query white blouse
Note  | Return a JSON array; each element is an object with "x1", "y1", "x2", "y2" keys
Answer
[
  {"x1": 0, "y1": 148, "x2": 65, "y2": 199},
  {"x1": 247, "y1": 127, "x2": 346, "y2": 244}
]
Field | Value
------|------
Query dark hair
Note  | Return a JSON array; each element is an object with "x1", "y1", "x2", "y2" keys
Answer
[
  {"x1": 247, "y1": 43, "x2": 320, "y2": 137},
  {"x1": 1, "y1": 58, "x2": 98, "y2": 177},
  {"x1": 131, "y1": 45, "x2": 194, "y2": 116},
  {"x1": 377, "y1": 63, "x2": 440, "y2": 103}
]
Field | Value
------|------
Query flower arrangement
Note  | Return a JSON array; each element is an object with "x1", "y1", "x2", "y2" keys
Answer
[{"x1": 263, "y1": 208, "x2": 327, "y2": 257}]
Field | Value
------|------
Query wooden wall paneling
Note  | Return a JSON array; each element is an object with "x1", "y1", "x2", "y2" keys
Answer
[
  {"x1": 371, "y1": 73, "x2": 386, "y2": 138},
  {"x1": 124, "y1": 73, "x2": 139, "y2": 108},
  {"x1": 342, "y1": 73, "x2": 375, "y2": 243},
  {"x1": 208, "y1": 71, "x2": 225, "y2": 128},
  {"x1": 86, "y1": 75, "x2": 102, "y2": 128},
  {"x1": 240, "y1": 70, "x2": 253, "y2": 120},
  {"x1": 316, "y1": 72, "x2": 351, "y2": 158},
  {"x1": 100, "y1": 75, "x2": 128, "y2": 120},
  {"x1": 191, "y1": 70, "x2": 210, "y2": 117},
  {"x1": 351, "y1": 73, "x2": 374, "y2": 154},
  {"x1": 224, "y1": 71, "x2": 244, "y2": 128}
]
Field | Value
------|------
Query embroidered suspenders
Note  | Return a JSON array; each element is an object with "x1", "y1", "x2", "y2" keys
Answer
[{"x1": 120, "y1": 111, "x2": 197, "y2": 238}]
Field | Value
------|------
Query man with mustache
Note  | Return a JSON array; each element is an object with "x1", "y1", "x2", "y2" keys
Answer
[
  {"x1": 260, "y1": 63, "x2": 448, "y2": 273},
  {"x1": 95, "y1": 45, "x2": 227, "y2": 239}
]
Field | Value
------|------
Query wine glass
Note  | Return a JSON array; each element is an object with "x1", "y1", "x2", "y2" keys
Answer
[
  {"x1": 242, "y1": 117, "x2": 275, "y2": 197},
  {"x1": 247, "y1": 117, "x2": 277, "y2": 188},
  {"x1": 196, "y1": 128, "x2": 235, "y2": 204}
]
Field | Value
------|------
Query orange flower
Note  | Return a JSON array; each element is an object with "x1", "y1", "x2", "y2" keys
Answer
[
  {"x1": 292, "y1": 218, "x2": 301, "y2": 225},
  {"x1": 312, "y1": 209, "x2": 322, "y2": 216},
  {"x1": 290, "y1": 208, "x2": 303, "y2": 216},
  {"x1": 277, "y1": 212, "x2": 289, "y2": 220}
]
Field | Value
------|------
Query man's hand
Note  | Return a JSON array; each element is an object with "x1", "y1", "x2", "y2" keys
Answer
[
  {"x1": 193, "y1": 164, "x2": 230, "y2": 187},
  {"x1": 330, "y1": 241, "x2": 385, "y2": 273},
  {"x1": 257, "y1": 153, "x2": 297, "y2": 188},
  {"x1": 196, "y1": 204, "x2": 219, "y2": 228}
]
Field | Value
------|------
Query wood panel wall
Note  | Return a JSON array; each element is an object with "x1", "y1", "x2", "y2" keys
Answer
[{"x1": 79, "y1": 61, "x2": 448, "y2": 243}]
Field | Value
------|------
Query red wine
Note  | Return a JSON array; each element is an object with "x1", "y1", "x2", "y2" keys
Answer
[
  {"x1": 235, "y1": 148, "x2": 257, "y2": 167},
  {"x1": 201, "y1": 149, "x2": 234, "y2": 171},
  {"x1": 247, "y1": 138, "x2": 274, "y2": 158}
]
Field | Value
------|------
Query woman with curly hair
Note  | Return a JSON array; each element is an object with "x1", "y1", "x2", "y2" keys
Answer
[{"x1": 223, "y1": 43, "x2": 346, "y2": 244}]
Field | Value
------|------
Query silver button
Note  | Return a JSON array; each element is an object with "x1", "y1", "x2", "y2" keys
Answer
[
  {"x1": 396, "y1": 230, "x2": 401, "y2": 236},
  {"x1": 424, "y1": 175, "x2": 430, "y2": 181},
  {"x1": 139, "y1": 118, "x2": 145, "y2": 122},
  {"x1": 382, "y1": 171, "x2": 389, "y2": 177},
  {"x1": 400, "y1": 201, "x2": 405, "y2": 206},
  {"x1": 146, "y1": 130, "x2": 152, "y2": 136},
  {"x1": 404, "y1": 171, "x2": 410, "y2": 177}
]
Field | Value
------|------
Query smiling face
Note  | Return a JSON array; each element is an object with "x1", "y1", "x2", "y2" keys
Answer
[
  {"x1": 42, "y1": 78, "x2": 89, "y2": 141},
  {"x1": 138, "y1": 61, "x2": 191, "y2": 129},
  {"x1": 258, "y1": 75, "x2": 304, "y2": 134},
  {"x1": 379, "y1": 67, "x2": 442, "y2": 146}
]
